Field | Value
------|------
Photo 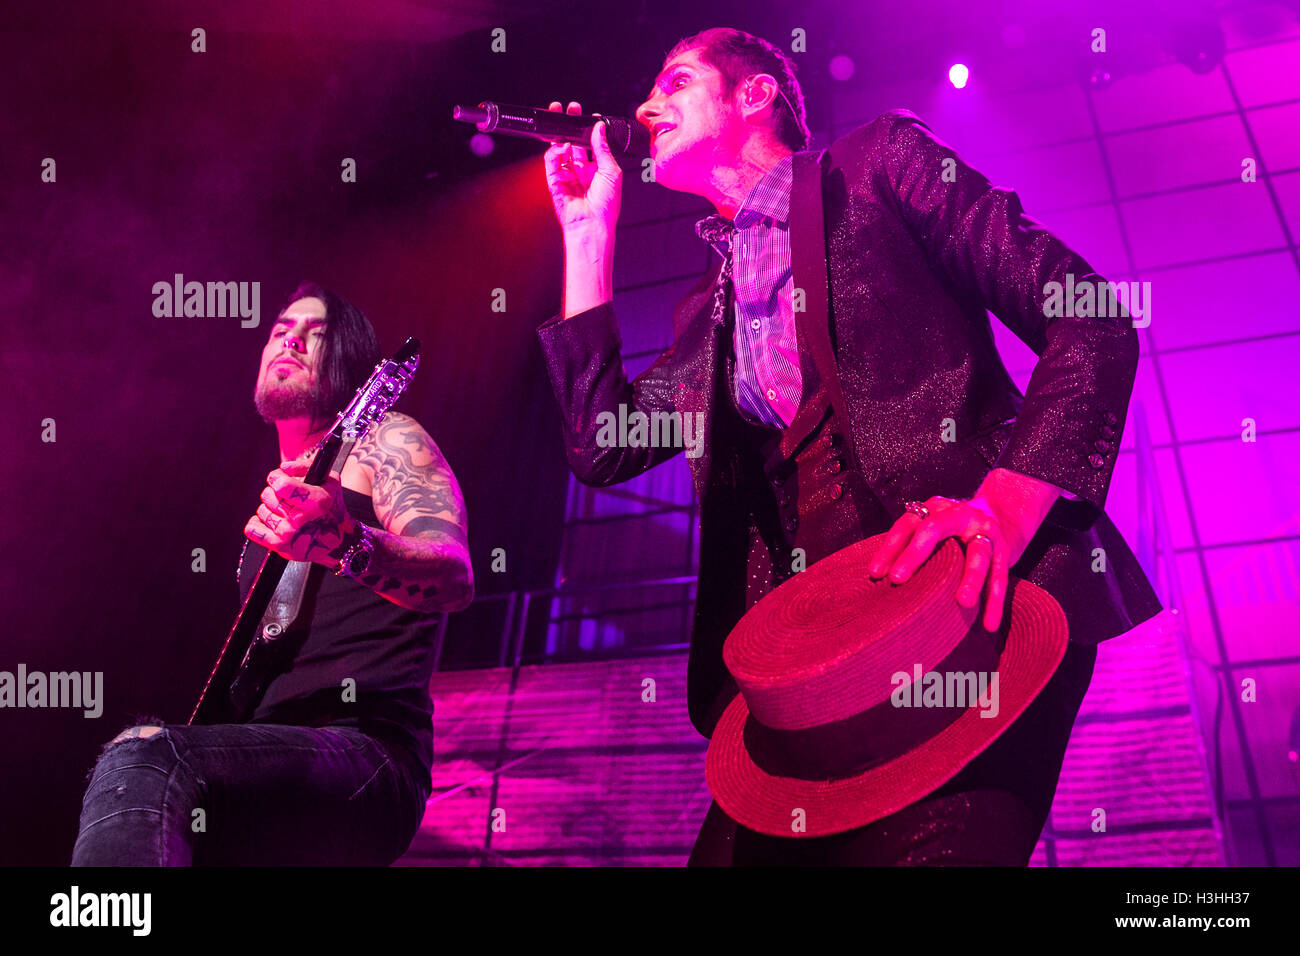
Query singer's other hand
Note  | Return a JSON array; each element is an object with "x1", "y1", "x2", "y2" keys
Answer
[{"x1": 543, "y1": 100, "x2": 622, "y2": 238}]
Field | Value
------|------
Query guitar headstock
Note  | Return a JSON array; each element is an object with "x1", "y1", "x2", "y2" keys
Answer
[{"x1": 315, "y1": 337, "x2": 421, "y2": 453}]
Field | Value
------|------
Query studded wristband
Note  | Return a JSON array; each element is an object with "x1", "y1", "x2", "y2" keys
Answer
[{"x1": 334, "y1": 522, "x2": 376, "y2": 578}]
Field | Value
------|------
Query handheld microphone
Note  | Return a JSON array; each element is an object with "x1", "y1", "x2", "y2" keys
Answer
[{"x1": 452, "y1": 102, "x2": 650, "y2": 157}]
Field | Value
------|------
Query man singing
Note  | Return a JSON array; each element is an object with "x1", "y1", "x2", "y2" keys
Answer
[
  {"x1": 72, "y1": 282, "x2": 473, "y2": 866},
  {"x1": 538, "y1": 27, "x2": 1162, "y2": 864}
]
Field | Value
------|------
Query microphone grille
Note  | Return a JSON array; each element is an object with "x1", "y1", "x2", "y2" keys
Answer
[{"x1": 603, "y1": 116, "x2": 650, "y2": 156}]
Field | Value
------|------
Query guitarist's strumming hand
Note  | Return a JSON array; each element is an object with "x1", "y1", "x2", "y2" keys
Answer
[{"x1": 246, "y1": 455, "x2": 358, "y2": 567}]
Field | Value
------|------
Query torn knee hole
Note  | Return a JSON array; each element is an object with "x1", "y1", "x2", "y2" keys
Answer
[{"x1": 109, "y1": 725, "x2": 164, "y2": 746}]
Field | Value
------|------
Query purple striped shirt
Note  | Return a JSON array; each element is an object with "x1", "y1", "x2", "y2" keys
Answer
[{"x1": 699, "y1": 154, "x2": 801, "y2": 428}]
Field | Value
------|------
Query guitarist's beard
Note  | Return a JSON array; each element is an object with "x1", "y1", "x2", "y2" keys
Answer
[{"x1": 254, "y1": 378, "x2": 316, "y2": 425}]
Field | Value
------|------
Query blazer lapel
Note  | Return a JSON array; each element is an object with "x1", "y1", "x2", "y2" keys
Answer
[
  {"x1": 672, "y1": 258, "x2": 729, "y2": 499},
  {"x1": 780, "y1": 147, "x2": 853, "y2": 458}
]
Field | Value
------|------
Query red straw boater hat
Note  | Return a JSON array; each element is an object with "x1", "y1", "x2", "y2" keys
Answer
[{"x1": 705, "y1": 532, "x2": 1068, "y2": 838}]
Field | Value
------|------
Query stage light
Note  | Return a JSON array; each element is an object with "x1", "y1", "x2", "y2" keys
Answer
[
  {"x1": 948, "y1": 63, "x2": 969, "y2": 89},
  {"x1": 829, "y1": 55, "x2": 855, "y2": 81},
  {"x1": 469, "y1": 132, "x2": 495, "y2": 158},
  {"x1": 1169, "y1": 18, "x2": 1225, "y2": 74},
  {"x1": 1088, "y1": 67, "x2": 1113, "y2": 90}
]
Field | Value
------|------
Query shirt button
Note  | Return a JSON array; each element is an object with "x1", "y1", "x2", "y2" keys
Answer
[
  {"x1": 766, "y1": 389, "x2": 777, "y2": 401},
  {"x1": 784, "y1": 516, "x2": 799, "y2": 533},
  {"x1": 1094, "y1": 439, "x2": 1112, "y2": 453},
  {"x1": 1104, "y1": 412, "x2": 1118, "y2": 425},
  {"x1": 1100, "y1": 425, "x2": 1115, "y2": 439},
  {"x1": 751, "y1": 319, "x2": 762, "y2": 331},
  {"x1": 1088, "y1": 453, "x2": 1105, "y2": 469},
  {"x1": 829, "y1": 483, "x2": 844, "y2": 500}
]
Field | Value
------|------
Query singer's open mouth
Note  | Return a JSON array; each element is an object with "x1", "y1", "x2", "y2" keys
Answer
[{"x1": 652, "y1": 128, "x2": 675, "y2": 152}]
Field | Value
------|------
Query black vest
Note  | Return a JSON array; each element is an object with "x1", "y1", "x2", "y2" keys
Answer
[{"x1": 715, "y1": 310, "x2": 894, "y2": 611}]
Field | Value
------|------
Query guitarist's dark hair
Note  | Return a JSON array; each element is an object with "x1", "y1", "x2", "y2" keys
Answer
[{"x1": 279, "y1": 281, "x2": 382, "y2": 427}]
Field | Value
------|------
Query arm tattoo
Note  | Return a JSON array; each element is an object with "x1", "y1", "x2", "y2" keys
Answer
[
  {"x1": 399, "y1": 515, "x2": 469, "y2": 551},
  {"x1": 351, "y1": 413, "x2": 473, "y2": 612},
  {"x1": 291, "y1": 514, "x2": 350, "y2": 562}
]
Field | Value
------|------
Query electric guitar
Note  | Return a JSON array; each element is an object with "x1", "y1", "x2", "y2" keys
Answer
[{"x1": 188, "y1": 337, "x2": 421, "y2": 725}]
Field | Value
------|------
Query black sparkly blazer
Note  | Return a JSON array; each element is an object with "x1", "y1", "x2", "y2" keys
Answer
[{"x1": 538, "y1": 109, "x2": 1163, "y2": 738}]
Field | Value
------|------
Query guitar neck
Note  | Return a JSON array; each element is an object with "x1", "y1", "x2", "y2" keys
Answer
[{"x1": 188, "y1": 438, "x2": 355, "y2": 724}]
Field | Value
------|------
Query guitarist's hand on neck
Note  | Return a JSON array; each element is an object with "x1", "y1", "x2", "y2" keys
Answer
[
  {"x1": 246, "y1": 439, "x2": 473, "y2": 615},
  {"x1": 246, "y1": 457, "x2": 359, "y2": 569}
]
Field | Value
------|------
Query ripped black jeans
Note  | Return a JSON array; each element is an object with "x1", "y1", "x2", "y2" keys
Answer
[{"x1": 71, "y1": 721, "x2": 429, "y2": 866}]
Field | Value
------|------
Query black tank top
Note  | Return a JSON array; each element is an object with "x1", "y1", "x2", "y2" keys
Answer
[{"x1": 236, "y1": 487, "x2": 439, "y2": 785}]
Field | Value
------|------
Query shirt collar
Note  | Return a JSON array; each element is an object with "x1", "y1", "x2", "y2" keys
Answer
[
  {"x1": 694, "y1": 153, "x2": 794, "y2": 257},
  {"x1": 734, "y1": 153, "x2": 793, "y2": 229}
]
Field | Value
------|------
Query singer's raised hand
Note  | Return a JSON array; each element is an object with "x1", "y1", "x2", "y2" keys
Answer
[{"x1": 543, "y1": 100, "x2": 622, "y2": 237}]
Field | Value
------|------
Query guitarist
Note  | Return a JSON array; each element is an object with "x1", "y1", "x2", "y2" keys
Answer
[{"x1": 71, "y1": 282, "x2": 474, "y2": 866}]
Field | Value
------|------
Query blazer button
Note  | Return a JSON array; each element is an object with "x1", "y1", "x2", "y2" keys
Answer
[
  {"x1": 829, "y1": 483, "x2": 844, "y2": 500},
  {"x1": 1104, "y1": 412, "x2": 1117, "y2": 425},
  {"x1": 1088, "y1": 453, "x2": 1105, "y2": 469},
  {"x1": 771, "y1": 473, "x2": 786, "y2": 488},
  {"x1": 827, "y1": 457, "x2": 844, "y2": 474},
  {"x1": 784, "y1": 516, "x2": 799, "y2": 533},
  {"x1": 1094, "y1": 439, "x2": 1111, "y2": 453},
  {"x1": 1100, "y1": 425, "x2": 1115, "y2": 439}
]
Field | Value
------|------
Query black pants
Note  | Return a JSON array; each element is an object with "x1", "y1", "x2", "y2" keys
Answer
[
  {"x1": 71, "y1": 721, "x2": 429, "y2": 866},
  {"x1": 688, "y1": 639, "x2": 1097, "y2": 866}
]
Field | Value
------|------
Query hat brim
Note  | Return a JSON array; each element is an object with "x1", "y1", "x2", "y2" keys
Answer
[{"x1": 705, "y1": 576, "x2": 1068, "y2": 838}]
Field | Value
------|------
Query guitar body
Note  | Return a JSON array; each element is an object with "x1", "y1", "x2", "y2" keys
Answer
[
  {"x1": 225, "y1": 557, "x2": 313, "y2": 721},
  {"x1": 188, "y1": 338, "x2": 421, "y2": 725},
  {"x1": 190, "y1": 446, "x2": 342, "y2": 725}
]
